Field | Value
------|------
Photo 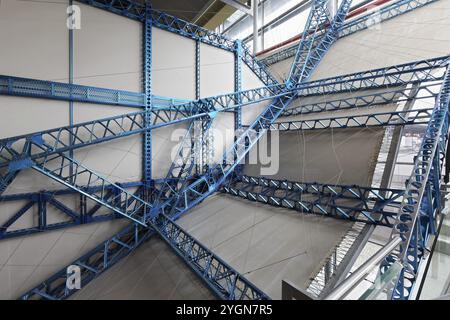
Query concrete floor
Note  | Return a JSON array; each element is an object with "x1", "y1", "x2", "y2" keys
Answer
[
  {"x1": 71, "y1": 236, "x2": 215, "y2": 300},
  {"x1": 177, "y1": 194, "x2": 353, "y2": 299}
]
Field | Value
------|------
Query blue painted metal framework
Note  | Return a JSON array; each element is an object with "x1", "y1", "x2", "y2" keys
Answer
[
  {"x1": 261, "y1": 0, "x2": 438, "y2": 67},
  {"x1": 0, "y1": 55, "x2": 445, "y2": 199},
  {"x1": 383, "y1": 65, "x2": 450, "y2": 300},
  {"x1": 0, "y1": 75, "x2": 145, "y2": 107},
  {"x1": 222, "y1": 175, "x2": 404, "y2": 226},
  {"x1": 0, "y1": 182, "x2": 142, "y2": 240},
  {"x1": 6, "y1": 0, "x2": 446, "y2": 301}
]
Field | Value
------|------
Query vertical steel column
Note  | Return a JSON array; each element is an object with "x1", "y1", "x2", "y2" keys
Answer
[
  {"x1": 143, "y1": 5, "x2": 152, "y2": 193},
  {"x1": 68, "y1": 0, "x2": 75, "y2": 182},
  {"x1": 234, "y1": 40, "x2": 243, "y2": 131},
  {"x1": 195, "y1": 40, "x2": 201, "y2": 100},
  {"x1": 234, "y1": 40, "x2": 243, "y2": 175}
]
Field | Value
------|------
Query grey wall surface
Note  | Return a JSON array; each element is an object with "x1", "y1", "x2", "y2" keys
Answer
[
  {"x1": 244, "y1": 127, "x2": 385, "y2": 186},
  {"x1": 71, "y1": 236, "x2": 216, "y2": 300},
  {"x1": 177, "y1": 194, "x2": 352, "y2": 299}
]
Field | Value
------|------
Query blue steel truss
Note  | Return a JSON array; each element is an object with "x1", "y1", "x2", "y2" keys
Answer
[
  {"x1": 7, "y1": 0, "x2": 449, "y2": 301},
  {"x1": 148, "y1": 0, "x2": 353, "y2": 221},
  {"x1": 383, "y1": 64, "x2": 450, "y2": 300},
  {"x1": 154, "y1": 119, "x2": 213, "y2": 216},
  {"x1": 222, "y1": 175, "x2": 404, "y2": 227},
  {"x1": 287, "y1": 0, "x2": 351, "y2": 86},
  {"x1": 261, "y1": 0, "x2": 438, "y2": 66},
  {"x1": 296, "y1": 55, "x2": 448, "y2": 97},
  {"x1": 281, "y1": 83, "x2": 440, "y2": 117},
  {"x1": 143, "y1": 6, "x2": 152, "y2": 186},
  {"x1": 19, "y1": 222, "x2": 154, "y2": 300},
  {"x1": 153, "y1": 214, "x2": 269, "y2": 300},
  {"x1": 270, "y1": 107, "x2": 434, "y2": 131},
  {"x1": 31, "y1": 153, "x2": 151, "y2": 226},
  {"x1": 16, "y1": 0, "x2": 352, "y2": 300},
  {"x1": 0, "y1": 182, "x2": 142, "y2": 240}
]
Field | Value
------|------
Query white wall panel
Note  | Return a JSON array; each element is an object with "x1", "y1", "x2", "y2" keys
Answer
[
  {"x1": 200, "y1": 44, "x2": 234, "y2": 98},
  {"x1": 0, "y1": 0, "x2": 69, "y2": 81},
  {"x1": 152, "y1": 28, "x2": 196, "y2": 100},
  {"x1": 74, "y1": 3, "x2": 142, "y2": 91}
]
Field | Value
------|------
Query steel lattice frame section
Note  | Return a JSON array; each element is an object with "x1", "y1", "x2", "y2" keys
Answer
[
  {"x1": 383, "y1": 64, "x2": 450, "y2": 300},
  {"x1": 280, "y1": 82, "x2": 440, "y2": 117},
  {"x1": 261, "y1": 0, "x2": 438, "y2": 66},
  {"x1": 0, "y1": 182, "x2": 142, "y2": 240},
  {"x1": 143, "y1": 6, "x2": 152, "y2": 187},
  {"x1": 17, "y1": 0, "x2": 349, "y2": 300},
  {"x1": 270, "y1": 107, "x2": 434, "y2": 131},
  {"x1": 150, "y1": 0, "x2": 354, "y2": 221},
  {"x1": 222, "y1": 175, "x2": 404, "y2": 226}
]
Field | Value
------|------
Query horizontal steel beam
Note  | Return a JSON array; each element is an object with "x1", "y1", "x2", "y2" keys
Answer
[
  {"x1": 270, "y1": 107, "x2": 434, "y2": 130},
  {"x1": 0, "y1": 182, "x2": 143, "y2": 240},
  {"x1": 0, "y1": 75, "x2": 145, "y2": 107},
  {"x1": 222, "y1": 175, "x2": 404, "y2": 226},
  {"x1": 281, "y1": 83, "x2": 440, "y2": 117}
]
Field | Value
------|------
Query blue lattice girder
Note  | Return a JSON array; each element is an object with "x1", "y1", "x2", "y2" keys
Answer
[
  {"x1": 143, "y1": 5, "x2": 153, "y2": 186},
  {"x1": 0, "y1": 56, "x2": 447, "y2": 197},
  {"x1": 0, "y1": 182, "x2": 142, "y2": 240},
  {"x1": 384, "y1": 65, "x2": 450, "y2": 300},
  {"x1": 222, "y1": 175, "x2": 404, "y2": 227},
  {"x1": 270, "y1": 107, "x2": 434, "y2": 131},
  {"x1": 153, "y1": 213, "x2": 270, "y2": 300},
  {"x1": 153, "y1": 119, "x2": 213, "y2": 216},
  {"x1": 0, "y1": 75, "x2": 145, "y2": 107}
]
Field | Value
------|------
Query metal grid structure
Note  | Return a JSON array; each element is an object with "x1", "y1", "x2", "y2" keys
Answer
[{"x1": 0, "y1": 0, "x2": 447, "y2": 301}]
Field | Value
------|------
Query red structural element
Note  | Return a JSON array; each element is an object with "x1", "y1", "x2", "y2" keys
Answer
[{"x1": 256, "y1": 0, "x2": 392, "y2": 57}]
